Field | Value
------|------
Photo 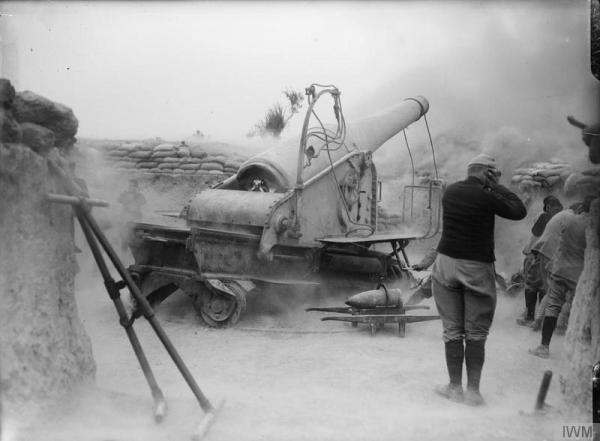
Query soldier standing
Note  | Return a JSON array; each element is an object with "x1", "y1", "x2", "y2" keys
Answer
[
  {"x1": 528, "y1": 197, "x2": 592, "y2": 358},
  {"x1": 516, "y1": 196, "x2": 563, "y2": 327},
  {"x1": 432, "y1": 154, "x2": 526, "y2": 406}
]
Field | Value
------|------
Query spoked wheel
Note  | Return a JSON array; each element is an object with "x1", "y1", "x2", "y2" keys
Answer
[{"x1": 196, "y1": 283, "x2": 247, "y2": 328}]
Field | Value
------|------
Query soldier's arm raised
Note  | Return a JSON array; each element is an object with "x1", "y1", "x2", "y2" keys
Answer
[{"x1": 486, "y1": 183, "x2": 527, "y2": 220}]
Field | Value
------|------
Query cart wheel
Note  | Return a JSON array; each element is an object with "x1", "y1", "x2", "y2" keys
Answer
[{"x1": 195, "y1": 284, "x2": 247, "y2": 328}]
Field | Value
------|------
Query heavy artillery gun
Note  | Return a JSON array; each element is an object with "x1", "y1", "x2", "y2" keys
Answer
[{"x1": 128, "y1": 84, "x2": 442, "y2": 327}]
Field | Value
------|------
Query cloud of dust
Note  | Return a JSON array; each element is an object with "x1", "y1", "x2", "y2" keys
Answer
[
  {"x1": 375, "y1": 125, "x2": 593, "y2": 276},
  {"x1": 69, "y1": 0, "x2": 598, "y2": 323},
  {"x1": 360, "y1": 5, "x2": 597, "y2": 277}
]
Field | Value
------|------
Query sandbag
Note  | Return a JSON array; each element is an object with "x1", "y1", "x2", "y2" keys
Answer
[
  {"x1": 533, "y1": 169, "x2": 562, "y2": 178},
  {"x1": 0, "y1": 108, "x2": 22, "y2": 143},
  {"x1": 189, "y1": 148, "x2": 207, "y2": 159},
  {"x1": 152, "y1": 151, "x2": 177, "y2": 159},
  {"x1": 205, "y1": 155, "x2": 225, "y2": 165},
  {"x1": 129, "y1": 150, "x2": 153, "y2": 159},
  {"x1": 546, "y1": 175, "x2": 562, "y2": 186},
  {"x1": 200, "y1": 161, "x2": 224, "y2": 171},
  {"x1": 159, "y1": 157, "x2": 181, "y2": 163},
  {"x1": 119, "y1": 142, "x2": 143, "y2": 152},
  {"x1": 208, "y1": 169, "x2": 223, "y2": 175},
  {"x1": 183, "y1": 157, "x2": 204, "y2": 164},
  {"x1": 181, "y1": 163, "x2": 201, "y2": 170},
  {"x1": 158, "y1": 162, "x2": 179, "y2": 170},
  {"x1": 12, "y1": 91, "x2": 78, "y2": 144},
  {"x1": 176, "y1": 147, "x2": 191, "y2": 157},
  {"x1": 514, "y1": 168, "x2": 534, "y2": 175},
  {"x1": 20, "y1": 122, "x2": 55, "y2": 154},
  {"x1": 224, "y1": 160, "x2": 243, "y2": 169},
  {"x1": 154, "y1": 143, "x2": 175, "y2": 152},
  {"x1": 115, "y1": 161, "x2": 136, "y2": 169},
  {"x1": 136, "y1": 161, "x2": 159, "y2": 169}
]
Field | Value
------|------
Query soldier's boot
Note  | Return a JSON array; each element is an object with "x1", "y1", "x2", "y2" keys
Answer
[
  {"x1": 464, "y1": 339, "x2": 486, "y2": 406},
  {"x1": 555, "y1": 302, "x2": 571, "y2": 336},
  {"x1": 529, "y1": 316, "x2": 557, "y2": 359},
  {"x1": 528, "y1": 344, "x2": 550, "y2": 358},
  {"x1": 532, "y1": 294, "x2": 549, "y2": 332},
  {"x1": 517, "y1": 289, "x2": 537, "y2": 326},
  {"x1": 516, "y1": 317, "x2": 534, "y2": 327},
  {"x1": 435, "y1": 340, "x2": 464, "y2": 403}
]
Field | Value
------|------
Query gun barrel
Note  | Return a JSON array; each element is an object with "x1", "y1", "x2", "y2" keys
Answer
[
  {"x1": 237, "y1": 96, "x2": 429, "y2": 190},
  {"x1": 344, "y1": 96, "x2": 429, "y2": 153}
]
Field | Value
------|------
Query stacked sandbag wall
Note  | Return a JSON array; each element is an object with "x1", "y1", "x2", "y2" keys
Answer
[
  {"x1": 509, "y1": 159, "x2": 600, "y2": 209},
  {"x1": 510, "y1": 158, "x2": 573, "y2": 194},
  {"x1": 0, "y1": 79, "x2": 95, "y2": 421},
  {"x1": 101, "y1": 141, "x2": 246, "y2": 178}
]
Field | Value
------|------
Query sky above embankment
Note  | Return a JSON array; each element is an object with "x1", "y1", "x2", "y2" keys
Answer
[{"x1": 0, "y1": 1, "x2": 597, "y2": 147}]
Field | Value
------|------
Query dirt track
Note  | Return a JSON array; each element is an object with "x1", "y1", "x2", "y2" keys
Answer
[{"x1": 14, "y1": 248, "x2": 586, "y2": 441}]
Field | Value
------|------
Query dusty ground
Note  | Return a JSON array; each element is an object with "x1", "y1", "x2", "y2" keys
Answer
[
  {"x1": 4, "y1": 155, "x2": 587, "y2": 440},
  {"x1": 9, "y1": 242, "x2": 588, "y2": 441}
]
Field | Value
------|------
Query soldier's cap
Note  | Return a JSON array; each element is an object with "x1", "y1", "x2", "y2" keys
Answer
[
  {"x1": 467, "y1": 154, "x2": 497, "y2": 170},
  {"x1": 543, "y1": 195, "x2": 562, "y2": 210}
]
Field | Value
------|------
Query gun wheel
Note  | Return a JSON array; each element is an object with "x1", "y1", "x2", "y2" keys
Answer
[{"x1": 196, "y1": 284, "x2": 247, "y2": 328}]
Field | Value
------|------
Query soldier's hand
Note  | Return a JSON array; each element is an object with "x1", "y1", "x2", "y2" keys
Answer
[{"x1": 411, "y1": 263, "x2": 426, "y2": 271}]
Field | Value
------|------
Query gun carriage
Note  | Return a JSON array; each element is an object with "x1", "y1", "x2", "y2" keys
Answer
[{"x1": 128, "y1": 85, "x2": 443, "y2": 330}]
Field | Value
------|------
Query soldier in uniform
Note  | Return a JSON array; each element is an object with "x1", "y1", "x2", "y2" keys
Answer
[
  {"x1": 516, "y1": 196, "x2": 563, "y2": 327},
  {"x1": 432, "y1": 154, "x2": 526, "y2": 406},
  {"x1": 528, "y1": 196, "x2": 592, "y2": 358}
]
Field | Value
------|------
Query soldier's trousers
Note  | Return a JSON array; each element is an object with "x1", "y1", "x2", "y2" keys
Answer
[
  {"x1": 432, "y1": 253, "x2": 497, "y2": 342},
  {"x1": 544, "y1": 273, "x2": 577, "y2": 319}
]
